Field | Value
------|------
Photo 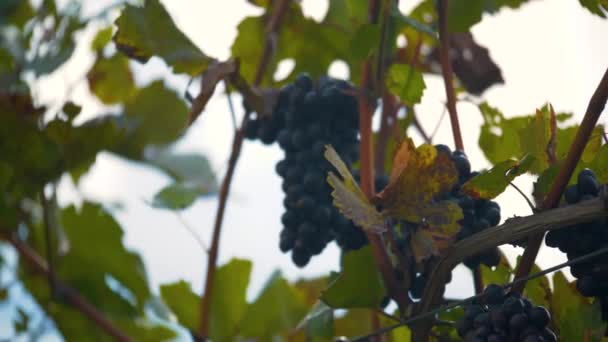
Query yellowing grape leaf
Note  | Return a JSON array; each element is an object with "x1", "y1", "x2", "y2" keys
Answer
[
  {"x1": 325, "y1": 145, "x2": 385, "y2": 233},
  {"x1": 375, "y1": 139, "x2": 462, "y2": 262}
]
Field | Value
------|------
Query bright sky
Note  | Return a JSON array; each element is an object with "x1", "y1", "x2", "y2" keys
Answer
[{"x1": 4, "y1": 0, "x2": 608, "y2": 339}]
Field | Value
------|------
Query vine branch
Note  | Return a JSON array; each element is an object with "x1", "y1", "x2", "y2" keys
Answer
[
  {"x1": 352, "y1": 241, "x2": 608, "y2": 341},
  {"x1": 512, "y1": 65, "x2": 608, "y2": 292},
  {"x1": 418, "y1": 190, "x2": 608, "y2": 315},
  {"x1": 9, "y1": 235, "x2": 132, "y2": 341},
  {"x1": 360, "y1": 0, "x2": 411, "y2": 322},
  {"x1": 437, "y1": 0, "x2": 464, "y2": 151},
  {"x1": 198, "y1": 0, "x2": 291, "y2": 339}
]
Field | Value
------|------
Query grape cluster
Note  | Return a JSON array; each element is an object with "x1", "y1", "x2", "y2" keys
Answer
[
  {"x1": 545, "y1": 169, "x2": 608, "y2": 312},
  {"x1": 457, "y1": 285, "x2": 556, "y2": 342},
  {"x1": 435, "y1": 145, "x2": 502, "y2": 269},
  {"x1": 248, "y1": 74, "x2": 365, "y2": 267},
  {"x1": 244, "y1": 90, "x2": 288, "y2": 144}
]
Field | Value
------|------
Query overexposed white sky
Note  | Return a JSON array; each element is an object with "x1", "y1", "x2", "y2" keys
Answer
[{"x1": 6, "y1": 1, "x2": 608, "y2": 338}]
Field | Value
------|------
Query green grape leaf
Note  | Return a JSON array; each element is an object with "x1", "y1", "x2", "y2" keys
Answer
[
  {"x1": 533, "y1": 144, "x2": 608, "y2": 202},
  {"x1": 480, "y1": 254, "x2": 512, "y2": 285},
  {"x1": 146, "y1": 149, "x2": 216, "y2": 186},
  {"x1": 325, "y1": 145, "x2": 385, "y2": 233},
  {"x1": 59, "y1": 203, "x2": 150, "y2": 313},
  {"x1": 0, "y1": 112, "x2": 63, "y2": 195},
  {"x1": 579, "y1": 0, "x2": 608, "y2": 18},
  {"x1": 321, "y1": 246, "x2": 386, "y2": 309},
  {"x1": 297, "y1": 301, "x2": 334, "y2": 341},
  {"x1": 232, "y1": 2, "x2": 355, "y2": 86},
  {"x1": 62, "y1": 101, "x2": 81, "y2": 121},
  {"x1": 0, "y1": 0, "x2": 33, "y2": 28},
  {"x1": 523, "y1": 264, "x2": 551, "y2": 309},
  {"x1": 27, "y1": 17, "x2": 83, "y2": 76},
  {"x1": 161, "y1": 259, "x2": 251, "y2": 341},
  {"x1": 447, "y1": 0, "x2": 534, "y2": 31},
  {"x1": 478, "y1": 102, "x2": 589, "y2": 176},
  {"x1": 91, "y1": 26, "x2": 114, "y2": 51},
  {"x1": 45, "y1": 115, "x2": 125, "y2": 182},
  {"x1": 152, "y1": 182, "x2": 204, "y2": 210},
  {"x1": 447, "y1": 0, "x2": 485, "y2": 32},
  {"x1": 160, "y1": 281, "x2": 199, "y2": 331},
  {"x1": 551, "y1": 272, "x2": 606, "y2": 341},
  {"x1": 349, "y1": 24, "x2": 380, "y2": 61},
  {"x1": 478, "y1": 102, "x2": 535, "y2": 165},
  {"x1": 119, "y1": 80, "x2": 188, "y2": 157},
  {"x1": 22, "y1": 270, "x2": 175, "y2": 341},
  {"x1": 386, "y1": 64, "x2": 426, "y2": 106},
  {"x1": 375, "y1": 140, "x2": 462, "y2": 262},
  {"x1": 462, "y1": 154, "x2": 535, "y2": 199},
  {"x1": 113, "y1": 0, "x2": 213, "y2": 76},
  {"x1": 239, "y1": 271, "x2": 308, "y2": 338},
  {"x1": 87, "y1": 54, "x2": 136, "y2": 104}
]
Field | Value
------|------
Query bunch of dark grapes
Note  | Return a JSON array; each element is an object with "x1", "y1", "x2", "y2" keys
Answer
[
  {"x1": 435, "y1": 145, "x2": 502, "y2": 269},
  {"x1": 457, "y1": 285, "x2": 556, "y2": 342},
  {"x1": 545, "y1": 169, "x2": 608, "y2": 316},
  {"x1": 245, "y1": 73, "x2": 367, "y2": 267}
]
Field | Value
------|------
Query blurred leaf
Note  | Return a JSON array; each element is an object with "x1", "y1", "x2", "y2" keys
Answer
[
  {"x1": 147, "y1": 149, "x2": 218, "y2": 210},
  {"x1": 349, "y1": 24, "x2": 380, "y2": 61},
  {"x1": 0, "y1": 111, "x2": 63, "y2": 195},
  {"x1": 120, "y1": 80, "x2": 188, "y2": 156},
  {"x1": 152, "y1": 182, "x2": 202, "y2": 210},
  {"x1": 146, "y1": 149, "x2": 217, "y2": 187},
  {"x1": 551, "y1": 272, "x2": 606, "y2": 341},
  {"x1": 294, "y1": 277, "x2": 330, "y2": 307},
  {"x1": 375, "y1": 140, "x2": 462, "y2": 262},
  {"x1": 240, "y1": 271, "x2": 308, "y2": 338},
  {"x1": 321, "y1": 246, "x2": 386, "y2": 309},
  {"x1": 114, "y1": 0, "x2": 213, "y2": 76},
  {"x1": 45, "y1": 115, "x2": 125, "y2": 182},
  {"x1": 207, "y1": 259, "x2": 252, "y2": 341},
  {"x1": 161, "y1": 259, "x2": 251, "y2": 341},
  {"x1": 462, "y1": 155, "x2": 535, "y2": 199},
  {"x1": 325, "y1": 146, "x2": 385, "y2": 233},
  {"x1": 87, "y1": 54, "x2": 136, "y2": 104},
  {"x1": 0, "y1": 0, "x2": 34, "y2": 28},
  {"x1": 160, "y1": 281, "x2": 199, "y2": 331},
  {"x1": 232, "y1": 2, "x2": 355, "y2": 86},
  {"x1": 386, "y1": 64, "x2": 426, "y2": 106},
  {"x1": 59, "y1": 202, "x2": 150, "y2": 314},
  {"x1": 480, "y1": 254, "x2": 512, "y2": 285},
  {"x1": 91, "y1": 26, "x2": 113, "y2": 51},
  {"x1": 28, "y1": 17, "x2": 83, "y2": 76},
  {"x1": 447, "y1": 0, "x2": 534, "y2": 32},
  {"x1": 14, "y1": 307, "x2": 29, "y2": 333},
  {"x1": 298, "y1": 301, "x2": 334, "y2": 341},
  {"x1": 62, "y1": 101, "x2": 81, "y2": 121},
  {"x1": 579, "y1": 0, "x2": 608, "y2": 18},
  {"x1": 447, "y1": 0, "x2": 484, "y2": 32}
]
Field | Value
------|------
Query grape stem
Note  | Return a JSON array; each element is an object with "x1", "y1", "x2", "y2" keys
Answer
[
  {"x1": 7, "y1": 234, "x2": 132, "y2": 341},
  {"x1": 512, "y1": 65, "x2": 608, "y2": 293},
  {"x1": 198, "y1": 0, "x2": 291, "y2": 339},
  {"x1": 509, "y1": 182, "x2": 537, "y2": 213},
  {"x1": 351, "y1": 242, "x2": 608, "y2": 342},
  {"x1": 437, "y1": 0, "x2": 464, "y2": 152}
]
